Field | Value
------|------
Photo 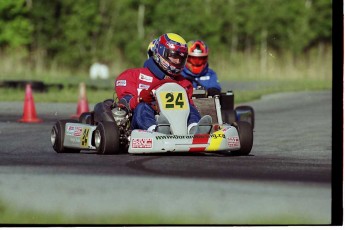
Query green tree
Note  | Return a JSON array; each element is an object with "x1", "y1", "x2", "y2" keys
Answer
[
  {"x1": 0, "y1": 0, "x2": 333, "y2": 72},
  {"x1": 0, "y1": 0, "x2": 33, "y2": 49}
]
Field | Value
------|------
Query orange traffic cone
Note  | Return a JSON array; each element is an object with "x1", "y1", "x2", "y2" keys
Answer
[
  {"x1": 71, "y1": 82, "x2": 89, "y2": 118},
  {"x1": 18, "y1": 84, "x2": 43, "y2": 123}
]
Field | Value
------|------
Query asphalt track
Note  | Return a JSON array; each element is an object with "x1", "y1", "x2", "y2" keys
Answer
[{"x1": 0, "y1": 90, "x2": 332, "y2": 224}]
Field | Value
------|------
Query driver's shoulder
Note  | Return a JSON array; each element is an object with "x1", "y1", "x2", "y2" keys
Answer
[
  {"x1": 207, "y1": 67, "x2": 217, "y2": 76},
  {"x1": 120, "y1": 67, "x2": 155, "y2": 78}
]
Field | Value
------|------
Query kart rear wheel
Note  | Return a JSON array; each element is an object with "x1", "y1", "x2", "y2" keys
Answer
[
  {"x1": 233, "y1": 121, "x2": 253, "y2": 155},
  {"x1": 51, "y1": 119, "x2": 81, "y2": 153},
  {"x1": 235, "y1": 106, "x2": 255, "y2": 130},
  {"x1": 94, "y1": 121, "x2": 120, "y2": 155}
]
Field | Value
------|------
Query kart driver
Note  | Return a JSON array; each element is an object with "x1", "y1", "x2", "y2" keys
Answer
[
  {"x1": 113, "y1": 33, "x2": 211, "y2": 134},
  {"x1": 181, "y1": 40, "x2": 221, "y2": 97}
]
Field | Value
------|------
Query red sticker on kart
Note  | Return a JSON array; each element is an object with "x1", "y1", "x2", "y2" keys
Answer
[
  {"x1": 66, "y1": 125, "x2": 82, "y2": 137},
  {"x1": 74, "y1": 127, "x2": 83, "y2": 136},
  {"x1": 189, "y1": 134, "x2": 208, "y2": 152},
  {"x1": 227, "y1": 136, "x2": 240, "y2": 147},
  {"x1": 132, "y1": 138, "x2": 153, "y2": 149}
]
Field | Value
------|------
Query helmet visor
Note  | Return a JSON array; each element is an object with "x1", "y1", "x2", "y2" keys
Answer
[
  {"x1": 163, "y1": 49, "x2": 187, "y2": 69},
  {"x1": 188, "y1": 56, "x2": 208, "y2": 66}
]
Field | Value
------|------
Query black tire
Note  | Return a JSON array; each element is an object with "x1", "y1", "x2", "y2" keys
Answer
[
  {"x1": 235, "y1": 105, "x2": 255, "y2": 130},
  {"x1": 232, "y1": 121, "x2": 253, "y2": 155},
  {"x1": 51, "y1": 119, "x2": 81, "y2": 153},
  {"x1": 79, "y1": 111, "x2": 94, "y2": 125},
  {"x1": 94, "y1": 121, "x2": 120, "y2": 155},
  {"x1": 221, "y1": 109, "x2": 236, "y2": 125}
]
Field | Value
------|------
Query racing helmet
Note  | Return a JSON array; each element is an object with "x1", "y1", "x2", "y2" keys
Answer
[
  {"x1": 186, "y1": 40, "x2": 209, "y2": 75},
  {"x1": 147, "y1": 38, "x2": 157, "y2": 59},
  {"x1": 153, "y1": 33, "x2": 188, "y2": 76}
]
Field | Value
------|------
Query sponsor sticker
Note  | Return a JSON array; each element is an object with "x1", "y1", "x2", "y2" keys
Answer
[
  {"x1": 139, "y1": 83, "x2": 150, "y2": 89},
  {"x1": 155, "y1": 134, "x2": 225, "y2": 140},
  {"x1": 139, "y1": 73, "x2": 153, "y2": 82},
  {"x1": 207, "y1": 131, "x2": 225, "y2": 151},
  {"x1": 74, "y1": 127, "x2": 83, "y2": 137},
  {"x1": 132, "y1": 138, "x2": 153, "y2": 149},
  {"x1": 116, "y1": 80, "x2": 126, "y2": 86},
  {"x1": 66, "y1": 125, "x2": 82, "y2": 137},
  {"x1": 222, "y1": 127, "x2": 231, "y2": 132},
  {"x1": 227, "y1": 136, "x2": 240, "y2": 147},
  {"x1": 81, "y1": 128, "x2": 89, "y2": 147},
  {"x1": 66, "y1": 125, "x2": 74, "y2": 136},
  {"x1": 200, "y1": 76, "x2": 210, "y2": 80}
]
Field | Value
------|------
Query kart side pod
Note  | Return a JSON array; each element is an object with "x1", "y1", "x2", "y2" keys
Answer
[
  {"x1": 128, "y1": 125, "x2": 241, "y2": 154},
  {"x1": 51, "y1": 120, "x2": 121, "y2": 155}
]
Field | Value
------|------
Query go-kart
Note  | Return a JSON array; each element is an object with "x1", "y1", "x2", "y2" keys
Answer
[{"x1": 51, "y1": 82, "x2": 254, "y2": 155}]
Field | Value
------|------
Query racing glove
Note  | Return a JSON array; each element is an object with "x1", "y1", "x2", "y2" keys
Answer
[
  {"x1": 139, "y1": 89, "x2": 154, "y2": 103},
  {"x1": 139, "y1": 79, "x2": 175, "y2": 103}
]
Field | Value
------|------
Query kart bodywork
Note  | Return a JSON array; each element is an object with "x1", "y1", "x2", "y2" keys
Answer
[{"x1": 51, "y1": 82, "x2": 254, "y2": 155}]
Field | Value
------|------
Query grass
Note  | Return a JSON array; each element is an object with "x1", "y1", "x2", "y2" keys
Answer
[
  {"x1": 0, "y1": 199, "x2": 322, "y2": 225},
  {"x1": 0, "y1": 78, "x2": 332, "y2": 104},
  {"x1": 0, "y1": 85, "x2": 115, "y2": 103},
  {"x1": 233, "y1": 79, "x2": 332, "y2": 103},
  {"x1": 0, "y1": 47, "x2": 332, "y2": 103}
]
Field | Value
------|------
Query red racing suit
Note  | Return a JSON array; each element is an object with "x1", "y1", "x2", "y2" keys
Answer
[
  {"x1": 115, "y1": 67, "x2": 195, "y2": 110},
  {"x1": 115, "y1": 67, "x2": 201, "y2": 130}
]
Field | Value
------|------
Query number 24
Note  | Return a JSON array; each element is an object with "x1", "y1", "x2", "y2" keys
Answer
[{"x1": 165, "y1": 92, "x2": 184, "y2": 108}]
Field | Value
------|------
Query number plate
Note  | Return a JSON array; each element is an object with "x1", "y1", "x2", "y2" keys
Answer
[{"x1": 159, "y1": 92, "x2": 188, "y2": 110}]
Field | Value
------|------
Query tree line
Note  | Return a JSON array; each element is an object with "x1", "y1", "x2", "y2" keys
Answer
[{"x1": 0, "y1": 0, "x2": 332, "y2": 71}]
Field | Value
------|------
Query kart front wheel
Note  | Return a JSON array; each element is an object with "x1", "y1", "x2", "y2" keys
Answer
[
  {"x1": 94, "y1": 121, "x2": 120, "y2": 155},
  {"x1": 233, "y1": 121, "x2": 253, "y2": 155},
  {"x1": 51, "y1": 119, "x2": 81, "y2": 153}
]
